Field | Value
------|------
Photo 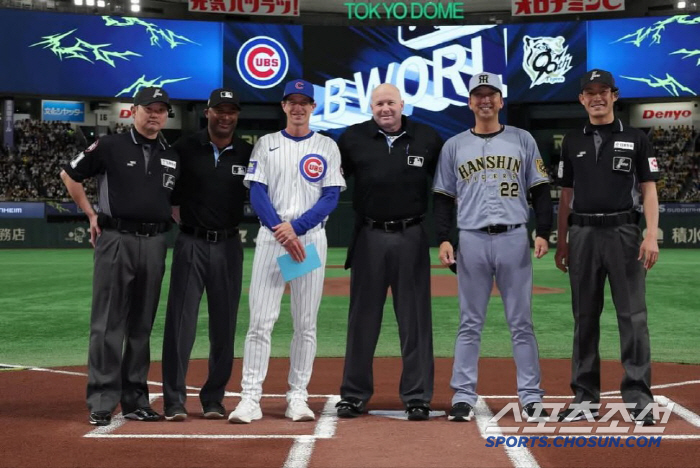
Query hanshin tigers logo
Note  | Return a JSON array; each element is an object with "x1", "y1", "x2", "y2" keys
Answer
[
  {"x1": 299, "y1": 154, "x2": 327, "y2": 182},
  {"x1": 237, "y1": 36, "x2": 289, "y2": 89},
  {"x1": 522, "y1": 35, "x2": 573, "y2": 89}
]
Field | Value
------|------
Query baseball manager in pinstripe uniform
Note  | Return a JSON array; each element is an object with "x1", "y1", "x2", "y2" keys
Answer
[
  {"x1": 228, "y1": 79, "x2": 345, "y2": 424},
  {"x1": 433, "y1": 72, "x2": 553, "y2": 423}
]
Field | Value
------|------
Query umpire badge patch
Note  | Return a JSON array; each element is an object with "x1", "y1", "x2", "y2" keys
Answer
[
  {"x1": 299, "y1": 154, "x2": 327, "y2": 182},
  {"x1": 407, "y1": 156, "x2": 424, "y2": 167},
  {"x1": 612, "y1": 156, "x2": 632, "y2": 172},
  {"x1": 535, "y1": 158, "x2": 548, "y2": 177},
  {"x1": 232, "y1": 165, "x2": 247, "y2": 176},
  {"x1": 160, "y1": 158, "x2": 177, "y2": 169},
  {"x1": 247, "y1": 161, "x2": 257, "y2": 174},
  {"x1": 163, "y1": 173, "x2": 175, "y2": 190},
  {"x1": 648, "y1": 157, "x2": 659, "y2": 172}
]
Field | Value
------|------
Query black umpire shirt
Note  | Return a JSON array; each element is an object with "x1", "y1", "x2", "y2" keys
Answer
[
  {"x1": 559, "y1": 118, "x2": 660, "y2": 213},
  {"x1": 171, "y1": 129, "x2": 253, "y2": 229},
  {"x1": 338, "y1": 116, "x2": 443, "y2": 221},
  {"x1": 64, "y1": 127, "x2": 179, "y2": 222}
]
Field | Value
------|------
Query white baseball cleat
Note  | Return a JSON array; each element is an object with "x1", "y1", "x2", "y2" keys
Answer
[
  {"x1": 228, "y1": 399, "x2": 262, "y2": 424},
  {"x1": 285, "y1": 399, "x2": 315, "y2": 422}
]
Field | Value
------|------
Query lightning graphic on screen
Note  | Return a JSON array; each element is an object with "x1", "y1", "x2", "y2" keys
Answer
[
  {"x1": 102, "y1": 16, "x2": 199, "y2": 49},
  {"x1": 115, "y1": 75, "x2": 191, "y2": 97},
  {"x1": 671, "y1": 48, "x2": 700, "y2": 66},
  {"x1": 30, "y1": 30, "x2": 141, "y2": 67},
  {"x1": 612, "y1": 15, "x2": 700, "y2": 47},
  {"x1": 620, "y1": 73, "x2": 697, "y2": 96}
]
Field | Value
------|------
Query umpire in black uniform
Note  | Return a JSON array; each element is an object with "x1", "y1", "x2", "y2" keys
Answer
[
  {"x1": 60, "y1": 87, "x2": 178, "y2": 426},
  {"x1": 335, "y1": 83, "x2": 443, "y2": 421},
  {"x1": 555, "y1": 70, "x2": 660, "y2": 426},
  {"x1": 161, "y1": 88, "x2": 253, "y2": 421}
]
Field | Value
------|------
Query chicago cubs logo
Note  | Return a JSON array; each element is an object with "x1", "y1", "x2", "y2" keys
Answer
[
  {"x1": 236, "y1": 36, "x2": 289, "y2": 89},
  {"x1": 299, "y1": 154, "x2": 327, "y2": 182}
]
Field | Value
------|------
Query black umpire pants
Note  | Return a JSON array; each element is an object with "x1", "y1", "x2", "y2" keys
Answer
[
  {"x1": 161, "y1": 231, "x2": 243, "y2": 410},
  {"x1": 340, "y1": 223, "x2": 434, "y2": 405},
  {"x1": 86, "y1": 229, "x2": 167, "y2": 414},
  {"x1": 568, "y1": 222, "x2": 653, "y2": 409}
]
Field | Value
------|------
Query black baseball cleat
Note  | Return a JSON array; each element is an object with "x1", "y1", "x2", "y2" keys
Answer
[
  {"x1": 336, "y1": 397, "x2": 365, "y2": 418},
  {"x1": 521, "y1": 402, "x2": 550, "y2": 423},
  {"x1": 202, "y1": 401, "x2": 226, "y2": 420},
  {"x1": 164, "y1": 406, "x2": 188, "y2": 422},
  {"x1": 124, "y1": 407, "x2": 162, "y2": 422},
  {"x1": 406, "y1": 400, "x2": 430, "y2": 421},
  {"x1": 448, "y1": 402, "x2": 473, "y2": 422},
  {"x1": 630, "y1": 409, "x2": 655, "y2": 426},
  {"x1": 89, "y1": 411, "x2": 112, "y2": 426},
  {"x1": 557, "y1": 406, "x2": 599, "y2": 422}
]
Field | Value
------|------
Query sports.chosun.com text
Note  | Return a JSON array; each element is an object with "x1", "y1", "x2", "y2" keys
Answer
[{"x1": 485, "y1": 436, "x2": 661, "y2": 448}]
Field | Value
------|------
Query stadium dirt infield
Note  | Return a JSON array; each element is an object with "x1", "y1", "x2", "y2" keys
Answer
[
  {"x1": 1, "y1": 358, "x2": 699, "y2": 468},
  {"x1": 283, "y1": 274, "x2": 565, "y2": 297}
]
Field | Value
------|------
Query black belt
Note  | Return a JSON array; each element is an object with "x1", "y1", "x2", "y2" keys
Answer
[
  {"x1": 569, "y1": 211, "x2": 639, "y2": 227},
  {"x1": 180, "y1": 225, "x2": 239, "y2": 243},
  {"x1": 479, "y1": 224, "x2": 522, "y2": 235},
  {"x1": 365, "y1": 215, "x2": 423, "y2": 233},
  {"x1": 99, "y1": 215, "x2": 171, "y2": 236}
]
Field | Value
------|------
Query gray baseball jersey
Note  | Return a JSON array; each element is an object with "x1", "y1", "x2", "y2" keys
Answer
[{"x1": 433, "y1": 125, "x2": 549, "y2": 228}]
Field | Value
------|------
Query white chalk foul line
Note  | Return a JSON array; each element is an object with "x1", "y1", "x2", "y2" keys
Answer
[
  {"x1": 657, "y1": 396, "x2": 700, "y2": 428},
  {"x1": 475, "y1": 397, "x2": 540, "y2": 468},
  {"x1": 283, "y1": 395, "x2": 340, "y2": 468}
]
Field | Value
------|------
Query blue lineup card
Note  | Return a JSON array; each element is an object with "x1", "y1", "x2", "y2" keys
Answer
[{"x1": 277, "y1": 243, "x2": 322, "y2": 282}]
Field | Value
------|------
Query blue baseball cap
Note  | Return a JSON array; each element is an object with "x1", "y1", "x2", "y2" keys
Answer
[{"x1": 282, "y1": 79, "x2": 315, "y2": 102}]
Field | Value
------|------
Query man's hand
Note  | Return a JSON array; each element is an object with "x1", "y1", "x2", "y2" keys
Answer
[
  {"x1": 88, "y1": 212, "x2": 101, "y2": 248},
  {"x1": 439, "y1": 241, "x2": 455, "y2": 267},
  {"x1": 638, "y1": 236, "x2": 659, "y2": 270},
  {"x1": 273, "y1": 222, "x2": 297, "y2": 244},
  {"x1": 534, "y1": 236, "x2": 549, "y2": 259},
  {"x1": 554, "y1": 243, "x2": 569, "y2": 273},
  {"x1": 284, "y1": 238, "x2": 306, "y2": 262}
]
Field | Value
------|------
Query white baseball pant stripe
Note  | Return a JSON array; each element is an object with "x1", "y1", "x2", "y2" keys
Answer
[{"x1": 240, "y1": 226, "x2": 328, "y2": 403}]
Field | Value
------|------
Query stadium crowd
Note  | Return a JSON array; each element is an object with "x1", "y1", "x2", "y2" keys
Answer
[{"x1": 1, "y1": 120, "x2": 699, "y2": 203}]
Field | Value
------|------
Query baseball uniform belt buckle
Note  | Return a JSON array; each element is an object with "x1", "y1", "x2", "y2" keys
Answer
[
  {"x1": 135, "y1": 223, "x2": 158, "y2": 237},
  {"x1": 205, "y1": 230, "x2": 219, "y2": 243}
]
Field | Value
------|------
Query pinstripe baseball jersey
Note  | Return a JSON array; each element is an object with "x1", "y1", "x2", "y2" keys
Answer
[
  {"x1": 244, "y1": 131, "x2": 346, "y2": 221},
  {"x1": 433, "y1": 125, "x2": 548, "y2": 229}
]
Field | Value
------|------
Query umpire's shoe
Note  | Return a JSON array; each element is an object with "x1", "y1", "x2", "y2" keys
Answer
[
  {"x1": 164, "y1": 406, "x2": 188, "y2": 422},
  {"x1": 89, "y1": 411, "x2": 112, "y2": 426},
  {"x1": 406, "y1": 400, "x2": 430, "y2": 421},
  {"x1": 202, "y1": 401, "x2": 226, "y2": 420},
  {"x1": 124, "y1": 407, "x2": 162, "y2": 422},
  {"x1": 448, "y1": 402, "x2": 473, "y2": 422},
  {"x1": 336, "y1": 397, "x2": 365, "y2": 418},
  {"x1": 630, "y1": 408, "x2": 655, "y2": 426}
]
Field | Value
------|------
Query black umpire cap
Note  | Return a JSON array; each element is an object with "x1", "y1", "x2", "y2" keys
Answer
[
  {"x1": 580, "y1": 69, "x2": 618, "y2": 93},
  {"x1": 207, "y1": 88, "x2": 241, "y2": 109},
  {"x1": 134, "y1": 86, "x2": 172, "y2": 109}
]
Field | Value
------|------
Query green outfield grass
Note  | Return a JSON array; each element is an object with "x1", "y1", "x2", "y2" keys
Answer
[{"x1": 0, "y1": 248, "x2": 697, "y2": 367}]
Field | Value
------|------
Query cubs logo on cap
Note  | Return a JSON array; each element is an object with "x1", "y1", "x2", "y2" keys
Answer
[
  {"x1": 468, "y1": 72, "x2": 503, "y2": 94},
  {"x1": 282, "y1": 79, "x2": 315, "y2": 102},
  {"x1": 299, "y1": 154, "x2": 326, "y2": 182},
  {"x1": 236, "y1": 36, "x2": 289, "y2": 89}
]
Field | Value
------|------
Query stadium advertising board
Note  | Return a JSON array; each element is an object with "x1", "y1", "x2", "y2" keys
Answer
[
  {"x1": 0, "y1": 202, "x2": 44, "y2": 219},
  {"x1": 630, "y1": 102, "x2": 696, "y2": 127},
  {"x1": 0, "y1": 9, "x2": 222, "y2": 100},
  {"x1": 41, "y1": 100, "x2": 85, "y2": 123}
]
